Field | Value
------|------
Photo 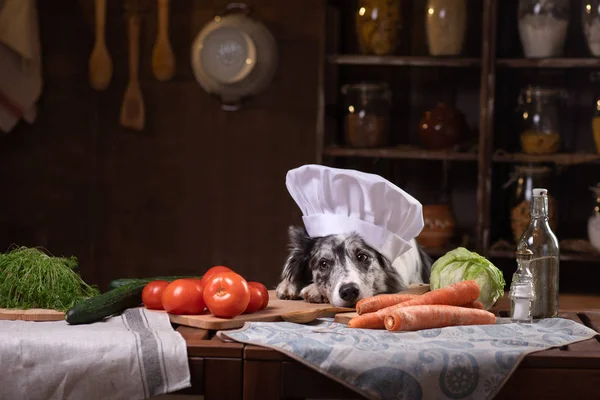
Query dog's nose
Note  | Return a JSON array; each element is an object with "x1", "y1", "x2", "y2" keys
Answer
[{"x1": 339, "y1": 283, "x2": 359, "y2": 303}]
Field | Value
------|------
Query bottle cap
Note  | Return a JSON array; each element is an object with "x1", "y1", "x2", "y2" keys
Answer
[{"x1": 532, "y1": 188, "x2": 547, "y2": 197}]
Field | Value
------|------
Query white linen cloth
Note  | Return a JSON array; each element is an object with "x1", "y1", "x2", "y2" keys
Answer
[
  {"x1": 0, "y1": 0, "x2": 42, "y2": 133},
  {"x1": 286, "y1": 164, "x2": 424, "y2": 262},
  {"x1": 0, "y1": 308, "x2": 191, "y2": 400}
]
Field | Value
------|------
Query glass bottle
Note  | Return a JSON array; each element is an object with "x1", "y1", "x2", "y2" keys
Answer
[
  {"x1": 510, "y1": 248, "x2": 535, "y2": 323},
  {"x1": 516, "y1": 188, "x2": 560, "y2": 319}
]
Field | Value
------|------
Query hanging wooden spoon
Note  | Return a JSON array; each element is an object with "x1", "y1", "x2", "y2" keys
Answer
[
  {"x1": 89, "y1": 0, "x2": 113, "y2": 90},
  {"x1": 119, "y1": 13, "x2": 145, "y2": 130},
  {"x1": 152, "y1": 0, "x2": 175, "y2": 81}
]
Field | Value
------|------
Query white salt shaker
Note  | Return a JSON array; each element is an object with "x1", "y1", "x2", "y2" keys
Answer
[{"x1": 509, "y1": 248, "x2": 536, "y2": 322}]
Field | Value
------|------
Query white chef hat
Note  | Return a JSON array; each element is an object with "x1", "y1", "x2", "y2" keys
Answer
[{"x1": 286, "y1": 164, "x2": 424, "y2": 262}]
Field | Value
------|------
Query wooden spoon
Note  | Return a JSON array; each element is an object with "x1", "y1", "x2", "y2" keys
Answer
[
  {"x1": 152, "y1": 0, "x2": 175, "y2": 81},
  {"x1": 119, "y1": 13, "x2": 145, "y2": 131},
  {"x1": 89, "y1": 0, "x2": 113, "y2": 90}
]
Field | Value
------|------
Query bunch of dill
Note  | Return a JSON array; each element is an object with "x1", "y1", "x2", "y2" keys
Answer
[{"x1": 0, "y1": 246, "x2": 100, "y2": 311}]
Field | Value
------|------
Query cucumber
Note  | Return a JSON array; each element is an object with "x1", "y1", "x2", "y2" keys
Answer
[
  {"x1": 107, "y1": 275, "x2": 200, "y2": 291},
  {"x1": 66, "y1": 281, "x2": 146, "y2": 325}
]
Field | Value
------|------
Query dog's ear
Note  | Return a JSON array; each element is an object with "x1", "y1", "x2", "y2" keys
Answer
[
  {"x1": 281, "y1": 225, "x2": 314, "y2": 285},
  {"x1": 287, "y1": 225, "x2": 310, "y2": 250}
]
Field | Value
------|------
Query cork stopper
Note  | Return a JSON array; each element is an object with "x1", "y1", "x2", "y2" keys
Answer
[{"x1": 532, "y1": 188, "x2": 547, "y2": 197}]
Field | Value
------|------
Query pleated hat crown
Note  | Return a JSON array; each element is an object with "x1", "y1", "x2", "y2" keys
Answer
[{"x1": 285, "y1": 164, "x2": 424, "y2": 262}]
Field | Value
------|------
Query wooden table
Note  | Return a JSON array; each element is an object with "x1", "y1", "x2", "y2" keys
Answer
[{"x1": 175, "y1": 294, "x2": 600, "y2": 400}]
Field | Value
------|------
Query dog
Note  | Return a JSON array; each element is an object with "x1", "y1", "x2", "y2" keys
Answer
[{"x1": 276, "y1": 225, "x2": 433, "y2": 308}]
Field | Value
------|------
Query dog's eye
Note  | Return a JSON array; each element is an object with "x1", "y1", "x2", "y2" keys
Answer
[
  {"x1": 318, "y1": 259, "x2": 329, "y2": 270},
  {"x1": 357, "y1": 253, "x2": 370, "y2": 263}
]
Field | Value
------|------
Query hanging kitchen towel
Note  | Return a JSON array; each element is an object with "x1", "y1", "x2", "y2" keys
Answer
[
  {"x1": 219, "y1": 318, "x2": 598, "y2": 400},
  {"x1": 0, "y1": 0, "x2": 43, "y2": 133},
  {"x1": 0, "y1": 308, "x2": 191, "y2": 400}
]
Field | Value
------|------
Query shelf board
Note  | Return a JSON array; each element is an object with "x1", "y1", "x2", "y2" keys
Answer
[
  {"x1": 328, "y1": 54, "x2": 481, "y2": 67},
  {"x1": 489, "y1": 249, "x2": 600, "y2": 262},
  {"x1": 497, "y1": 58, "x2": 600, "y2": 68},
  {"x1": 322, "y1": 146, "x2": 478, "y2": 161},
  {"x1": 493, "y1": 152, "x2": 600, "y2": 166}
]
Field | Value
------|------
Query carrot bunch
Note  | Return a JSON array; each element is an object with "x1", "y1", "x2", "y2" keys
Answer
[{"x1": 348, "y1": 280, "x2": 496, "y2": 332}]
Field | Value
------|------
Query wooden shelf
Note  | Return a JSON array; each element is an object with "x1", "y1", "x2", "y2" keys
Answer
[
  {"x1": 328, "y1": 54, "x2": 481, "y2": 67},
  {"x1": 489, "y1": 248, "x2": 600, "y2": 263},
  {"x1": 497, "y1": 58, "x2": 600, "y2": 68},
  {"x1": 493, "y1": 151, "x2": 600, "y2": 166},
  {"x1": 323, "y1": 146, "x2": 478, "y2": 161}
]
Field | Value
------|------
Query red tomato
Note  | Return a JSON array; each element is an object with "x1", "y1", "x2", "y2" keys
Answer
[
  {"x1": 244, "y1": 286, "x2": 266, "y2": 314},
  {"x1": 248, "y1": 281, "x2": 269, "y2": 310},
  {"x1": 142, "y1": 280, "x2": 170, "y2": 310},
  {"x1": 200, "y1": 265, "x2": 233, "y2": 287},
  {"x1": 162, "y1": 279, "x2": 206, "y2": 315},
  {"x1": 203, "y1": 272, "x2": 250, "y2": 318}
]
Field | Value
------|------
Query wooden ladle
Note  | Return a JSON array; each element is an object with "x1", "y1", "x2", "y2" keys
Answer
[
  {"x1": 89, "y1": 0, "x2": 113, "y2": 90},
  {"x1": 119, "y1": 13, "x2": 145, "y2": 130},
  {"x1": 152, "y1": 0, "x2": 175, "y2": 81}
]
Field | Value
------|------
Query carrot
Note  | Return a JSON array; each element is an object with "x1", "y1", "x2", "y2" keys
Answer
[
  {"x1": 467, "y1": 300, "x2": 485, "y2": 310},
  {"x1": 384, "y1": 304, "x2": 496, "y2": 332},
  {"x1": 356, "y1": 293, "x2": 419, "y2": 315},
  {"x1": 347, "y1": 280, "x2": 481, "y2": 329}
]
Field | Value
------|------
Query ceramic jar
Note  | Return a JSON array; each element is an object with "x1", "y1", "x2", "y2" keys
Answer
[
  {"x1": 418, "y1": 102, "x2": 468, "y2": 150},
  {"x1": 588, "y1": 184, "x2": 600, "y2": 252},
  {"x1": 417, "y1": 204, "x2": 456, "y2": 248},
  {"x1": 583, "y1": 0, "x2": 600, "y2": 56},
  {"x1": 425, "y1": 0, "x2": 468, "y2": 56}
]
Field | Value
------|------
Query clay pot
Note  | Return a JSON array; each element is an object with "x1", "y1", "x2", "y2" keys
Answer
[
  {"x1": 418, "y1": 102, "x2": 468, "y2": 150},
  {"x1": 417, "y1": 204, "x2": 456, "y2": 248}
]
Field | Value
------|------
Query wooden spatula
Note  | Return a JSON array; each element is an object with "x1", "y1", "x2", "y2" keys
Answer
[
  {"x1": 120, "y1": 12, "x2": 145, "y2": 130},
  {"x1": 89, "y1": 0, "x2": 112, "y2": 90},
  {"x1": 152, "y1": 0, "x2": 175, "y2": 81}
]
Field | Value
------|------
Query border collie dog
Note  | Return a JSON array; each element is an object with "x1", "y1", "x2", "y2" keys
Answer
[{"x1": 276, "y1": 226, "x2": 433, "y2": 308}]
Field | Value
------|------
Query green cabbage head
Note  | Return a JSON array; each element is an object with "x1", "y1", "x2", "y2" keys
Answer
[{"x1": 429, "y1": 247, "x2": 506, "y2": 310}]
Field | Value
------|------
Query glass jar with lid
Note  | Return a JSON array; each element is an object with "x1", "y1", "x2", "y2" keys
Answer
[
  {"x1": 518, "y1": 0, "x2": 570, "y2": 58},
  {"x1": 505, "y1": 165, "x2": 559, "y2": 243},
  {"x1": 355, "y1": 0, "x2": 402, "y2": 56},
  {"x1": 516, "y1": 85, "x2": 565, "y2": 155},
  {"x1": 341, "y1": 82, "x2": 391, "y2": 148}
]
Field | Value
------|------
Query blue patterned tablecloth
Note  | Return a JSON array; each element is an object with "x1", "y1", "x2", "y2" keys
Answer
[{"x1": 219, "y1": 318, "x2": 597, "y2": 400}]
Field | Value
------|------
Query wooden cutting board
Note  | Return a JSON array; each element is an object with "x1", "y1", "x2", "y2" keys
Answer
[
  {"x1": 168, "y1": 290, "x2": 354, "y2": 330},
  {"x1": 333, "y1": 283, "x2": 431, "y2": 325},
  {"x1": 0, "y1": 308, "x2": 65, "y2": 321}
]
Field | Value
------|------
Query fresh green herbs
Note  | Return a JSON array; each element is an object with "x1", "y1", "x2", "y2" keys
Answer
[{"x1": 0, "y1": 246, "x2": 100, "y2": 312}]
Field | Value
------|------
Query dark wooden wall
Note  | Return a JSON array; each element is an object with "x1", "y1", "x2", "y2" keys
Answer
[{"x1": 0, "y1": 0, "x2": 323, "y2": 290}]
